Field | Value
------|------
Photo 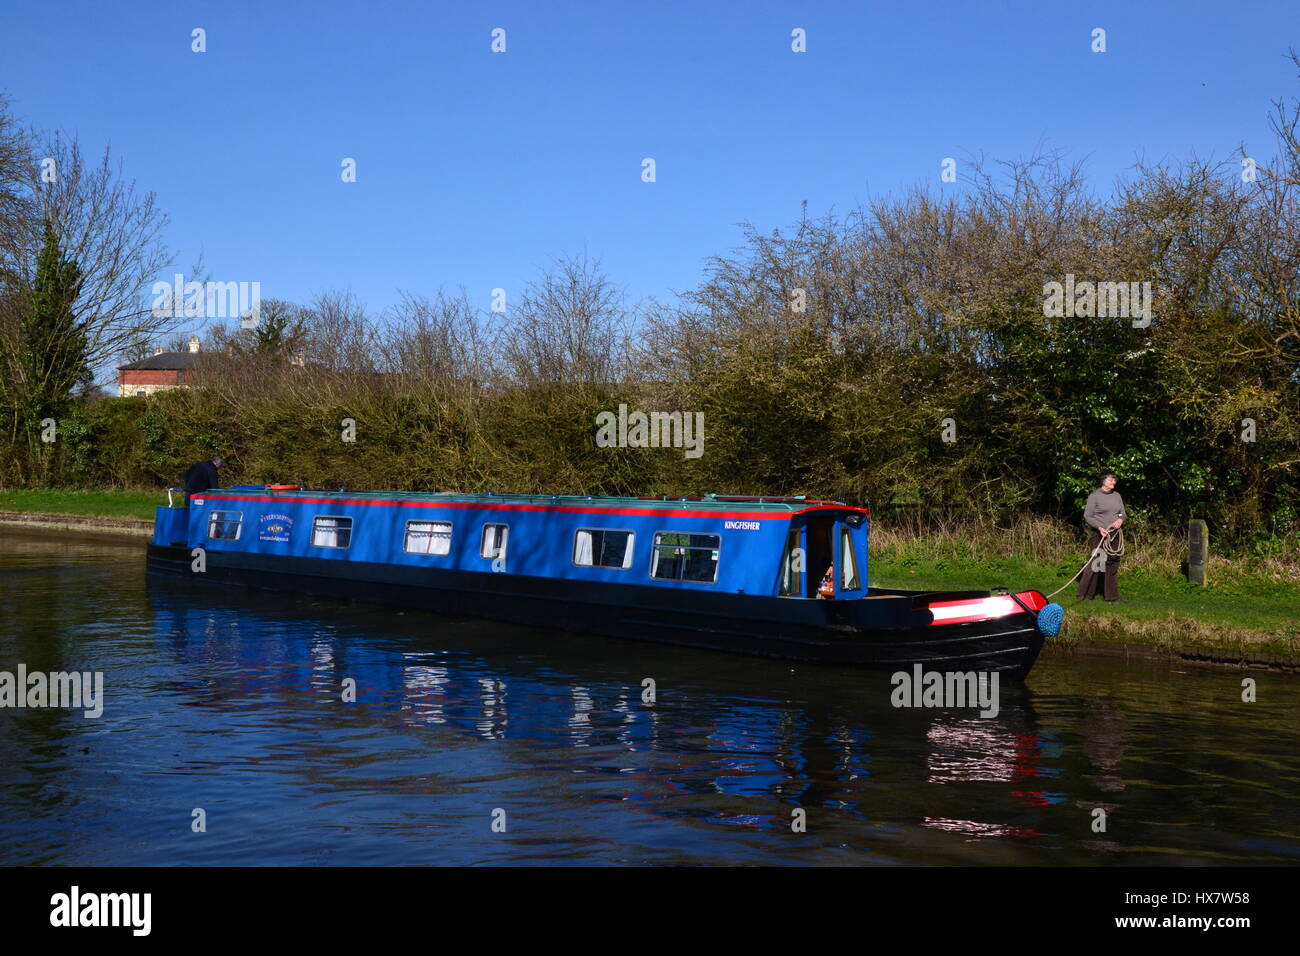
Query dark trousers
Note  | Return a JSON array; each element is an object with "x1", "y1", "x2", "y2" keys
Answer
[{"x1": 1077, "y1": 528, "x2": 1120, "y2": 601}]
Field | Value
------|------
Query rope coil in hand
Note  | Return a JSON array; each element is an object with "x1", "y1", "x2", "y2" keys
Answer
[{"x1": 1044, "y1": 526, "x2": 1125, "y2": 600}]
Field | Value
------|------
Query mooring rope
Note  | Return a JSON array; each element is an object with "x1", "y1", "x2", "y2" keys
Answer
[{"x1": 1044, "y1": 526, "x2": 1126, "y2": 600}]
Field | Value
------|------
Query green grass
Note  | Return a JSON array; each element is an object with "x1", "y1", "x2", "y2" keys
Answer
[
  {"x1": 871, "y1": 554, "x2": 1300, "y2": 635},
  {"x1": 869, "y1": 517, "x2": 1300, "y2": 665},
  {"x1": 0, "y1": 487, "x2": 163, "y2": 520}
]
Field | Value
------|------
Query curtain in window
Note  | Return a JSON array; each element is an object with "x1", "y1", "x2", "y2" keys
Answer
[
  {"x1": 840, "y1": 528, "x2": 859, "y2": 590},
  {"x1": 405, "y1": 521, "x2": 451, "y2": 555},
  {"x1": 314, "y1": 517, "x2": 352, "y2": 548},
  {"x1": 482, "y1": 524, "x2": 508, "y2": 559},
  {"x1": 780, "y1": 528, "x2": 802, "y2": 595},
  {"x1": 574, "y1": 529, "x2": 594, "y2": 565}
]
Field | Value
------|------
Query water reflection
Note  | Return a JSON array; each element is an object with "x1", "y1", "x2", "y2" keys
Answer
[
  {"x1": 0, "y1": 530, "x2": 1297, "y2": 865},
  {"x1": 140, "y1": 581, "x2": 1065, "y2": 848}
]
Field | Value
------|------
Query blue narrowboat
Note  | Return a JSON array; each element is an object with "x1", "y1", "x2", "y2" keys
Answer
[{"x1": 146, "y1": 488, "x2": 1059, "y2": 678}]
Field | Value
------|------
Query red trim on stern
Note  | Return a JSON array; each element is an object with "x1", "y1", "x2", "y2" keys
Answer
[{"x1": 925, "y1": 591, "x2": 1045, "y2": 626}]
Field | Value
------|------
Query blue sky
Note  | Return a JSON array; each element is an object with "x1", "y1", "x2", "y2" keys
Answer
[{"x1": 1, "y1": 0, "x2": 1296, "y2": 342}]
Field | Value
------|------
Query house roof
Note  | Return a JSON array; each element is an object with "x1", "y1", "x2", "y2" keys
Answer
[{"x1": 118, "y1": 351, "x2": 205, "y2": 371}]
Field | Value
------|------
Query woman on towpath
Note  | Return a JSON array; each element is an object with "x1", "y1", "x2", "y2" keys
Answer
[{"x1": 1077, "y1": 472, "x2": 1125, "y2": 602}]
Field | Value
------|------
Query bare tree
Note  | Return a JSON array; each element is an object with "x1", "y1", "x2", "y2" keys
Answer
[
  {"x1": 26, "y1": 135, "x2": 172, "y2": 368},
  {"x1": 0, "y1": 126, "x2": 174, "y2": 460},
  {"x1": 301, "y1": 288, "x2": 374, "y2": 373},
  {"x1": 1228, "y1": 49, "x2": 1300, "y2": 372},
  {"x1": 0, "y1": 93, "x2": 35, "y2": 282},
  {"x1": 378, "y1": 288, "x2": 491, "y2": 396},
  {"x1": 500, "y1": 253, "x2": 630, "y2": 388}
]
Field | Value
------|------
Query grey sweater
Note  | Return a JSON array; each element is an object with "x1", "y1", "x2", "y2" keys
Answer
[{"x1": 1084, "y1": 489, "x2": 1126, "y2": 531}]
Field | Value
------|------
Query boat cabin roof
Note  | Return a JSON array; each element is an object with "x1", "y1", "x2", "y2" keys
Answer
[{"x1": 208, "y1": 488, "x2": 868, "y2": 518}]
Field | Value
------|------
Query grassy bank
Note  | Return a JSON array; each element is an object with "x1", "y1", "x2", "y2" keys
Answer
[
  {"x1": 870, "y1": 517, "x2": 1300, "y2": 667},
  {"x1": 0, "y1": 487, "x2": 162, "y2": 520}
]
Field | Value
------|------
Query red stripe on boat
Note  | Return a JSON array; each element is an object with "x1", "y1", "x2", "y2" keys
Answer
[
  {"x1": 925, "y1": 591, "x2": 1045, "y2": 625},
  {"x1": 189, "y1": 495, "x2": 795, "y2": 521}
]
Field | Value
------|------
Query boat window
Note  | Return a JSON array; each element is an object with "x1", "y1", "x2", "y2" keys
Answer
[
  {"x1": 840, "y1": 527, "x2": 860, "y2": 591},
  {"x1": 481, "y1": 523, "x2": 508, "y2": 559},
  {"x1": 573, "y1": 529, "x2": 634, "y2": 569},
  {"x1": 779, "y1": 527, "x2": 803, "y2": 596},
  {"x1": 312, "y1": 515, "x2": 353, "y2": 549},
  {"x1": 207, "y1": 510, "x2": 243, "y2": 541},
  {"x1": 650, "y1": 532, "x2": 720, "y2": 583},
  {"x1": 404, "y1": 520, "x2": 452, "y2": 555}
]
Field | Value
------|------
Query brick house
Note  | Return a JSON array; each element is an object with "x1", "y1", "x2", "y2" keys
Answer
[{"x1": 117, "y1": 336, "x2": 204, "y2": 397}]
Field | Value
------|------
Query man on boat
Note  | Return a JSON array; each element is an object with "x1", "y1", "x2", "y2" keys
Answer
[
  {"x1": 1077, "y1": 471, "x2": 1125, "y2": 602},
  {"x1": 183, "y1": 456, "x2": 224, "y2": 506}
]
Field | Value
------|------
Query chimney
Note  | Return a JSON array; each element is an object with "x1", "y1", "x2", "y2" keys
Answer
[
  {"x1": 188, "y1": 335, "x2": 201, "y2": 353},
  {"x1": 153, "y1": 346, "x2": 164, "y2": 356}
]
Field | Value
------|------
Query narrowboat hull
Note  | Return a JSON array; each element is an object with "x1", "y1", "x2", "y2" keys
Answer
[{"x1": 146, "y1": 543, "x2": 1045, "y2": 678}]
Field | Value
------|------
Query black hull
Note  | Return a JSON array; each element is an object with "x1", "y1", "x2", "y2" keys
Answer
[{"x1": 146, "y1": 545, "x2": 1045, "y2": 679}]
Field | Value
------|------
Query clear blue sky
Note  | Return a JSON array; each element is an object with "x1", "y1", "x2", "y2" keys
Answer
[{"x1": 1, "y1": 0, "x2": 1296, "y2": 339}]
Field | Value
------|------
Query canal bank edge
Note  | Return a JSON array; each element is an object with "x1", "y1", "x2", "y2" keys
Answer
[
  {"x1": 0, "y1": 510, "x2": 153, "y2": 538},
  {"x1": 1049, "y1": 615, "x2": 1300, "y2": 671}
]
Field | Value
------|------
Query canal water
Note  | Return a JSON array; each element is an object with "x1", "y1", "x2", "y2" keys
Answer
[{"x1": 1, "y1": 530, "x2": 1297, "y2": 866}]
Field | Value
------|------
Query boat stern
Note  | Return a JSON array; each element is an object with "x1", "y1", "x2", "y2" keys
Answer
[{"x1": 152, "y1": 501, "x2": 190, "y2": 547}]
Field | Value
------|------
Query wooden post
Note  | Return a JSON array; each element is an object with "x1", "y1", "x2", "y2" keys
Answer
[{"x1": 1188, "y1": 519, "x2": 1208, "y2": 586}]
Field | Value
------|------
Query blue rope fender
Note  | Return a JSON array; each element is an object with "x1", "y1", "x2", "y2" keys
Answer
[{"x1": 1036, "y1": 603, "x2": 1065, "y2": 637}]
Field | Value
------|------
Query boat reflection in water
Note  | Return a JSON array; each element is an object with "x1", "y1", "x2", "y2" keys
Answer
[{"x1": 145, "y1": 578, "x2": 1059, "y2": 852}]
